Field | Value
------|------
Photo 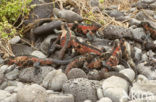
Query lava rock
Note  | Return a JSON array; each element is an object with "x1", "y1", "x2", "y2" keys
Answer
[
  {"x1": 89, "y1": 0, "x2": 99, "y2": 7},
  {"x1": 19, "y1": 67, "x2": 40, "y2": 83},
  {"x1": 17, "y1": 84, "x2": 47, "y2": 102},
  {"x1": 53, "y1": 8, "x2": 83, "y2": 23},
  {"x1": 107, "y1": 9, "x2": 125, "y2": 20},
  {"x1": 42, "y1": 69, "x2": 68, "y2": 91},
  {"x1": 0, "y1": 72, "x2": 4, "y2": 84},
  {"x1": 87, "y1": 69, "x2": 100, "y2": 80},
  {"x1": 129, "y1": 18, "x2": 141, "y2": 26},
  {"x1": 19, "y1": 66, "x2": 54, "y2": 84},
  {"x1": 136, "y1": 1, "x2": 149, "y2": 9},
  {"x1": 62, "y1": 78, "x2": 98, "y2": 102},
  {"x1": 47, "y1": 93, "x2": 74, "y2": 102},
  {"x1": 100, "y1": 25, "x2": 133, "y2": 40},
  {"x1": 11, "y1": 44, "x2": 34, "y2": 56},
  {"x1": 135, "y1": 10, "x2": 155, "y2": 20},
  {"x1": 24, "y1": 0, "x2": 54, "y2": 25},
  {"x1": 141, "y1": 0, "x2": 155, "y2": 4},
  {"x1": 131, "y1": 28, "x2": 146, "y2": 41},
  {"x1": 5, "y1": 68, "x2": 19, "y2": 80},
  {"x1": 31, "y1": 50, "x2": 47, "y2": 58},
  {"x1": 67, "y1": 68, "x2": 87, "y2": 79}
]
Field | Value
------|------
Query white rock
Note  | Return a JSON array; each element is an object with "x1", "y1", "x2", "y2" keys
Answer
[
  {"x1": 0, "y1": 65, "x2": 9, "y2": 73},
  {"x1": 31, "y1": 50, "x2": 47, "y2": 58},
  {"x1": 129, "y1": 80, "x2": 156, "y2": 101},
  {"x1": 9, "y1": 36, "x2": 21, "y2": 44},
  {"x1": 97, "y1": 88, "x2": 104, "y2": 99},
  {"x1": 47, "y1": 93, "x2": 74, "y2": 102},
  {"x1": 17, "y1": 84, "x2": 47, "y2": 102},
  {"x1": 0, "y1": 90, "x2": 11, "y2": 101},
  {"x1": 97, "y1": 97, "x2": 112, "y2": 102},
  {"x1": 120, "y1": 69, "x2": 135, "y2": 82},
  {"x1": 84, "y1": 100, "x2": 92, "y2": 102},
  {"x1": 103, "y1": 88, "x2": 128, "y2": 102},
  {"x1": 2, "y1": 93, "x2": 17, "y2": 102},
  {"x1": 102, "y1": 76, "x2": 129, "y2": 92},
  {"x1": 4, "y1": 86, "x2": 17, "y2": 93},
  {"x1": 116, "y1": 65, "x2": 125, "y2": 71},
  {"x1": 137, "y1": 74, "x2": 148, "y2": 82},
  {"x1": 42, "y1": 69, "x2": 68, "y2": 91}
]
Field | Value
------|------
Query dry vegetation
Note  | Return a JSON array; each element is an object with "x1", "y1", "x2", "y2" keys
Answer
[{"x1": 0, "y1": 0, "x2": 139, "y2": 57}]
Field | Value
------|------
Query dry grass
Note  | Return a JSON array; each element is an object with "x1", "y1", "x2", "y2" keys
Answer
[
  {"x1": 60, "y1": 0, "x2": 138, "y2": 29},
  {"x1": 0, "y1": 0, "x2": 139, "y2": 57}
]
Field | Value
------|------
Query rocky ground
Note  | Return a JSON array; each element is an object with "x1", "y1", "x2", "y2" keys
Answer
[{"x1": 0, "y1": 0, "x2": 156, "y2": 102}]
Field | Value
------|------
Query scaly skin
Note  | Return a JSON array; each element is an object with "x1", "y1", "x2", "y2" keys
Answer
[
  {"x1": 141, "y1": 22, "x2": 156, "y2": 40},
  {"x1": 4, "y1": 56, "x2": 73, "y2": 68}
]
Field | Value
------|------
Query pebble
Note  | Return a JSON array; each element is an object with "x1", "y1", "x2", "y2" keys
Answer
[
  {"x1": 19, "y1": 66, "x2": 54, "y2": 84},
  {"x1": 0, "y1": 65, "x2": 9, "y2": 74},
  {"x1": 83, "y1": 100, "x2": 92, "y2": 102},
  {"x1": 105, "y1": 9, "x2": 124, "y2": 21},
  {"x1": 17, "y1": 84, "x2": 47, "y2": 102},
  {"x1": 31, "y1": 50, "x2": 47, "y2": 58},
  {"x1": 129, "y1": 79, "x2": 156, "y2": 101},
  {"x1": 135, "y1": 10, "x2": 155, "y2": 20},
  {"x1": 11, "y1": 44, "x2": 33, "y2": 56},
  {"x1": 62, "y1": 78, "x2": 98, "y2": 102},
  {"x1": 2, "y1": 93, "x2": 17, "y2": 102},
  {"x1": 4, "y1": 86, "x2": 17, "y2": 93},
  {"x1": 47, "y1": 93, "x2": 74, "y2": 102},
  {"x1": 19, "y1": 67, "x2": 40, "y2": 83},
  {"x1": 141, "y1": 0, "x2": 155, "y2": 4},
  {"x1": 120, "y1": 68, "x2": 135, "y2": 82},
  {"x1": 129, "y1": 18, "x2": 141, "y2": 26},
  {"x1": 42, "y1": 69, "x2": 68, "y2": 91},
  {"x1": 9, "y1": 36, "x2": 21, "y2": 44},
  {"x1": 0, "y1": 90, "x2": 11, "y2": 101},
  {"x1": 0, "y1": 72, "x2": 4, "y2": 84},
  {"x1": 5, "y1": 68, "x2": 19, "y2": 80},
  {"x1": 133, "y1": 47, "x2": 142, "y2": 63},
  {"x1": 90, "y1": 0, "x2": 99, "y2": 7},
  {"x1": 102, "y1": 76, "x2": 129, "y2": 92},
  {"x1": 137, "y1": 63, "x2": 156, "y2": 80},
  {"x1": 103, "y1": 87, "x2": 128, "y2": 102},
  {"x1": 97, "y1": 87, "x2": 104, "y2": 99},
  {"x1": 67, "y1": 68, "x2": 87, "y2": 79},
  {"x1": 87, "y1": 69, "x2": 100, "y2": 80},
  {"x1": 97, "y1": 97, "x2": 112, "y2": 102},
  {"x1": 131, "y1": 28, "x2": 146, "y2": 40},
  {"x1": 150, "y1": 2, "x2": 156, "y2": 9}
]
